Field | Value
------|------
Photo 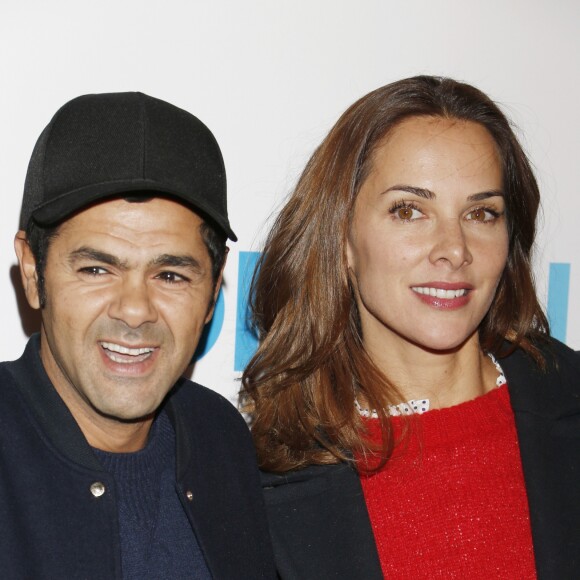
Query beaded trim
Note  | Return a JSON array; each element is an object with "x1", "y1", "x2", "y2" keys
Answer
[
  {"x1": 355, "y1": 353, "x2": 506, "y2": 418},
  {"x1": 487, "y1": 352, "x2": 507, "y2": 387}
]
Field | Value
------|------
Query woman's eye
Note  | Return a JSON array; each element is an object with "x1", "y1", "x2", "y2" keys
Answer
[
  {"x1": 467, "y1": 208, "x2": 497, "y2": 222},
  {"x1": 393, "y1": 205, "x2": 422, "y2": 221}
]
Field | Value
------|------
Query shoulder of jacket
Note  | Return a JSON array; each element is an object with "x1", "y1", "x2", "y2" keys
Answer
[
  {"x1": 167, "y1": 378, "x2": 249, "y2": 433},
  {"x1": 502, "y1": 337, "x2": 580, "y2": 416}
]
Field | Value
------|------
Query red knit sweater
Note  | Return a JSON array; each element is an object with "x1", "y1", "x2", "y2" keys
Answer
[{"x1": 359, "y1": 385, "x2": 536, "y2": 579}]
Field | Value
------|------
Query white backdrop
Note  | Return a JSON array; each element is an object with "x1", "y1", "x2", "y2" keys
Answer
[{"x1": 1, "y1": 0, "x2": 579, "y2": 403}]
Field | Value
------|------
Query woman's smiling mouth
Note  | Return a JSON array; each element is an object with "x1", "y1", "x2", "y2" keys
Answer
[
  {"x1": 410, "y1": 283, "x2": 473, "y2": 310},
  {"x1": 411, "y1": 287, "x2": 469, "y2": 299}
]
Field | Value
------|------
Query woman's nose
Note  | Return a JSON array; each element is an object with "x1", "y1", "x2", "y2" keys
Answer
[{"x1": 428, "y1": 219, "x2": 473, "y2": 269}]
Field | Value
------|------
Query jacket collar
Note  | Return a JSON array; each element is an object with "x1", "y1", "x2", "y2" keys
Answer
[
  {"x1": 8, "y1": 334, "x2": 103, "y2": 470},
  {"x1": 8, "y1": 334, "x2": 181, "y2": 472}
]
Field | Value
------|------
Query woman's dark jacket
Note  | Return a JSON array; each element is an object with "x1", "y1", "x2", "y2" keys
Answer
[{"x1": 262, "y1": 339, "x2": 580, "y2": 579}]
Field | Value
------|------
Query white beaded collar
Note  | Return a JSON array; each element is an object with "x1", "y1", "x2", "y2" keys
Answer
[{"x1": 356, "y1": 353, "x2": 506, "y2": 418}]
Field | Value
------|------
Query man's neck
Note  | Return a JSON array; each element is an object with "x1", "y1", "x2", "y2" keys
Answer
[{"x1": 86, "y1": 417, "x2": 154, "y2": 453}]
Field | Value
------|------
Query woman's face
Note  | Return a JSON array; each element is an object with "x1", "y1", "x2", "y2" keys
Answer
[{"x1": 347, "y1": 115, "x2": 508, "y2": 356}]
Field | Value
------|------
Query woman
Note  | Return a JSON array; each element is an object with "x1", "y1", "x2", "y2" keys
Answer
[{"x1": 242, "y1": 76, "x2": 580, "y2": 579}]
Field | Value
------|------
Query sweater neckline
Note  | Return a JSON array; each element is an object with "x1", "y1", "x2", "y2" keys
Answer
[
  {"x1": 364, "y1": 384, "x2": 514, "y2": 454},
  {"x1": 356, "y1": 352, "x2": 506, "y2": 418}
]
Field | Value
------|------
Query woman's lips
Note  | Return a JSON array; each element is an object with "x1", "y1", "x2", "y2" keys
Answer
[{"x1": 411, "y1": 284, "x2": 472, "y2": 309}]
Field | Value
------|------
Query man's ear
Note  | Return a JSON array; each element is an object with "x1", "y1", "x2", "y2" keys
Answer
[
  {"x1": 14, "y1": 231, "x2": 41, "y2": 310},
  {"x1": 205, "y1": 247, "x2": 229, "y2": 324}
]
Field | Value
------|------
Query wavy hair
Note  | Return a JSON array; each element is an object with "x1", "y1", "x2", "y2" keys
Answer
[{"x1": 242, "y1": 76, "x2": 549, "y2": 473}]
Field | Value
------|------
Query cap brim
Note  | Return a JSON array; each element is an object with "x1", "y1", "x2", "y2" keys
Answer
[{"x1": 31, "y1": 179, "x2": 238, "y2": 241}]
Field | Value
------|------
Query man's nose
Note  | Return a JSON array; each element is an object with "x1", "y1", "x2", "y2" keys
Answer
[{"x1": 108, "y1": 277, "x2": 158, "y2": 328}]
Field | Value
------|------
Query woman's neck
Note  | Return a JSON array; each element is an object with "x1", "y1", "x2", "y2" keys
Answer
[{"x1": 365, "y1": 335, "x2": 499, "y2": 409}]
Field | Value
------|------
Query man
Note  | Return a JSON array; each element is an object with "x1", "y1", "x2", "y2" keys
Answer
[{"x1": 1, "y1": 92, "x2": 275, "y2": 578}]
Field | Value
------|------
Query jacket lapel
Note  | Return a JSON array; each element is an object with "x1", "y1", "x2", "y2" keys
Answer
[
  {"x1": 262, "y1": 463, "x2": 383, "y2": 579},
  {"x1": 503, "y1": 341, "x2": 580, "y2": 579}
]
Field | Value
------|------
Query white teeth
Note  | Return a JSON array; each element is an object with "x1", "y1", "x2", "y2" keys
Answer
[
  {"x1": 100, "y1": 342, "x2": 154, "y2": 356},
  {"x1": 412, "y1": 287, "x2": 467, "y2": 299}
]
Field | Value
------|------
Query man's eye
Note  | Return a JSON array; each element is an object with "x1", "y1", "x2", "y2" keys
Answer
[
  {"x1": 157, "y1": 271, "x2": 189, "y2": 284},
  {"x1": 79, "y1": 266, "x2": 108, "y2": 276}
]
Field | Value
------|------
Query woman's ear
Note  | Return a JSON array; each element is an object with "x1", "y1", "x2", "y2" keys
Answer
[
  {"x1": 346, "y1": 229, "x2": 356, "y2": 272},
  {"x1": 14, "y1": 231, "x2": 41, "y2": 310}
]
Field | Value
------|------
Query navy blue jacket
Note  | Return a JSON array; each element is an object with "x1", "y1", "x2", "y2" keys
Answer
[
  {"x1": 0, "y1": 335, "x2": 276, "y2": 579},
  {"x1": 262, "y1": 339, "x2": 580, "y2": 579}
]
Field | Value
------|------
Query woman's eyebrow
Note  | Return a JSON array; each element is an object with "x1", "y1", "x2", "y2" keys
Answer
[
  {"x1": 382, "y1": 185, "x2": 435, "y2": 199},
  {"x1": 466, "y1": 190, "x2": 504, "y2": 201},
  {"x1": 382, "y1": 185, "x2": 504, "y2": 201}
]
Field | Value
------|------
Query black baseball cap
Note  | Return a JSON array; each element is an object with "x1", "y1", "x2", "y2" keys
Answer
[{"x1": 20, "y1": 91, "x2": 237, "y2": 241}]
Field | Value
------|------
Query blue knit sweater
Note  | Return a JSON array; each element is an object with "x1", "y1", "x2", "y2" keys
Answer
[{"x1": 93, "y1": 412, "x2": 211, "y2": 579}]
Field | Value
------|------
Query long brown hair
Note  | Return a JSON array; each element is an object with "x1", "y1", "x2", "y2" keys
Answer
[{"x1": 242, "y1": 76, "x2": 549, "y2": 473}]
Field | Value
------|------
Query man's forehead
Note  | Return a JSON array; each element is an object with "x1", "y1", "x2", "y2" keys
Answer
[
  {"x1": 54, "y1": 197, "x2": 208, "y2": 254},
  {"x1": 59, "y1": 195, "x2": 204, "y2": 226}
]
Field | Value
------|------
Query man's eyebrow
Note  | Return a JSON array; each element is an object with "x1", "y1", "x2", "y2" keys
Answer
[
  {"x1": 383, "y1": 185, "x2": 504, "y2": 201},
  {"x1": 150, "y1": 254, "x2": 203, "y2": 271},
  {"x1": 69, "y1": 247, "x2": 127, "y2": 269}
]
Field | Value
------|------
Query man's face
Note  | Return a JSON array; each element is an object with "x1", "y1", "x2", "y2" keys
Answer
[{"x1": 18, "y1": 198, "x2": 220, "y2": 447}]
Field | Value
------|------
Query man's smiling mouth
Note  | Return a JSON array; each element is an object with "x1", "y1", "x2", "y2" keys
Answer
[{"x1": 100, "y1": 342, "x2": 156, "y2": 364}]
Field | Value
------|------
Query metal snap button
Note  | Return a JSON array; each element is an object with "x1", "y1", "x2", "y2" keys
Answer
[{"x1": 90, "y1": 481, "x2": 106, "y2": 498}]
